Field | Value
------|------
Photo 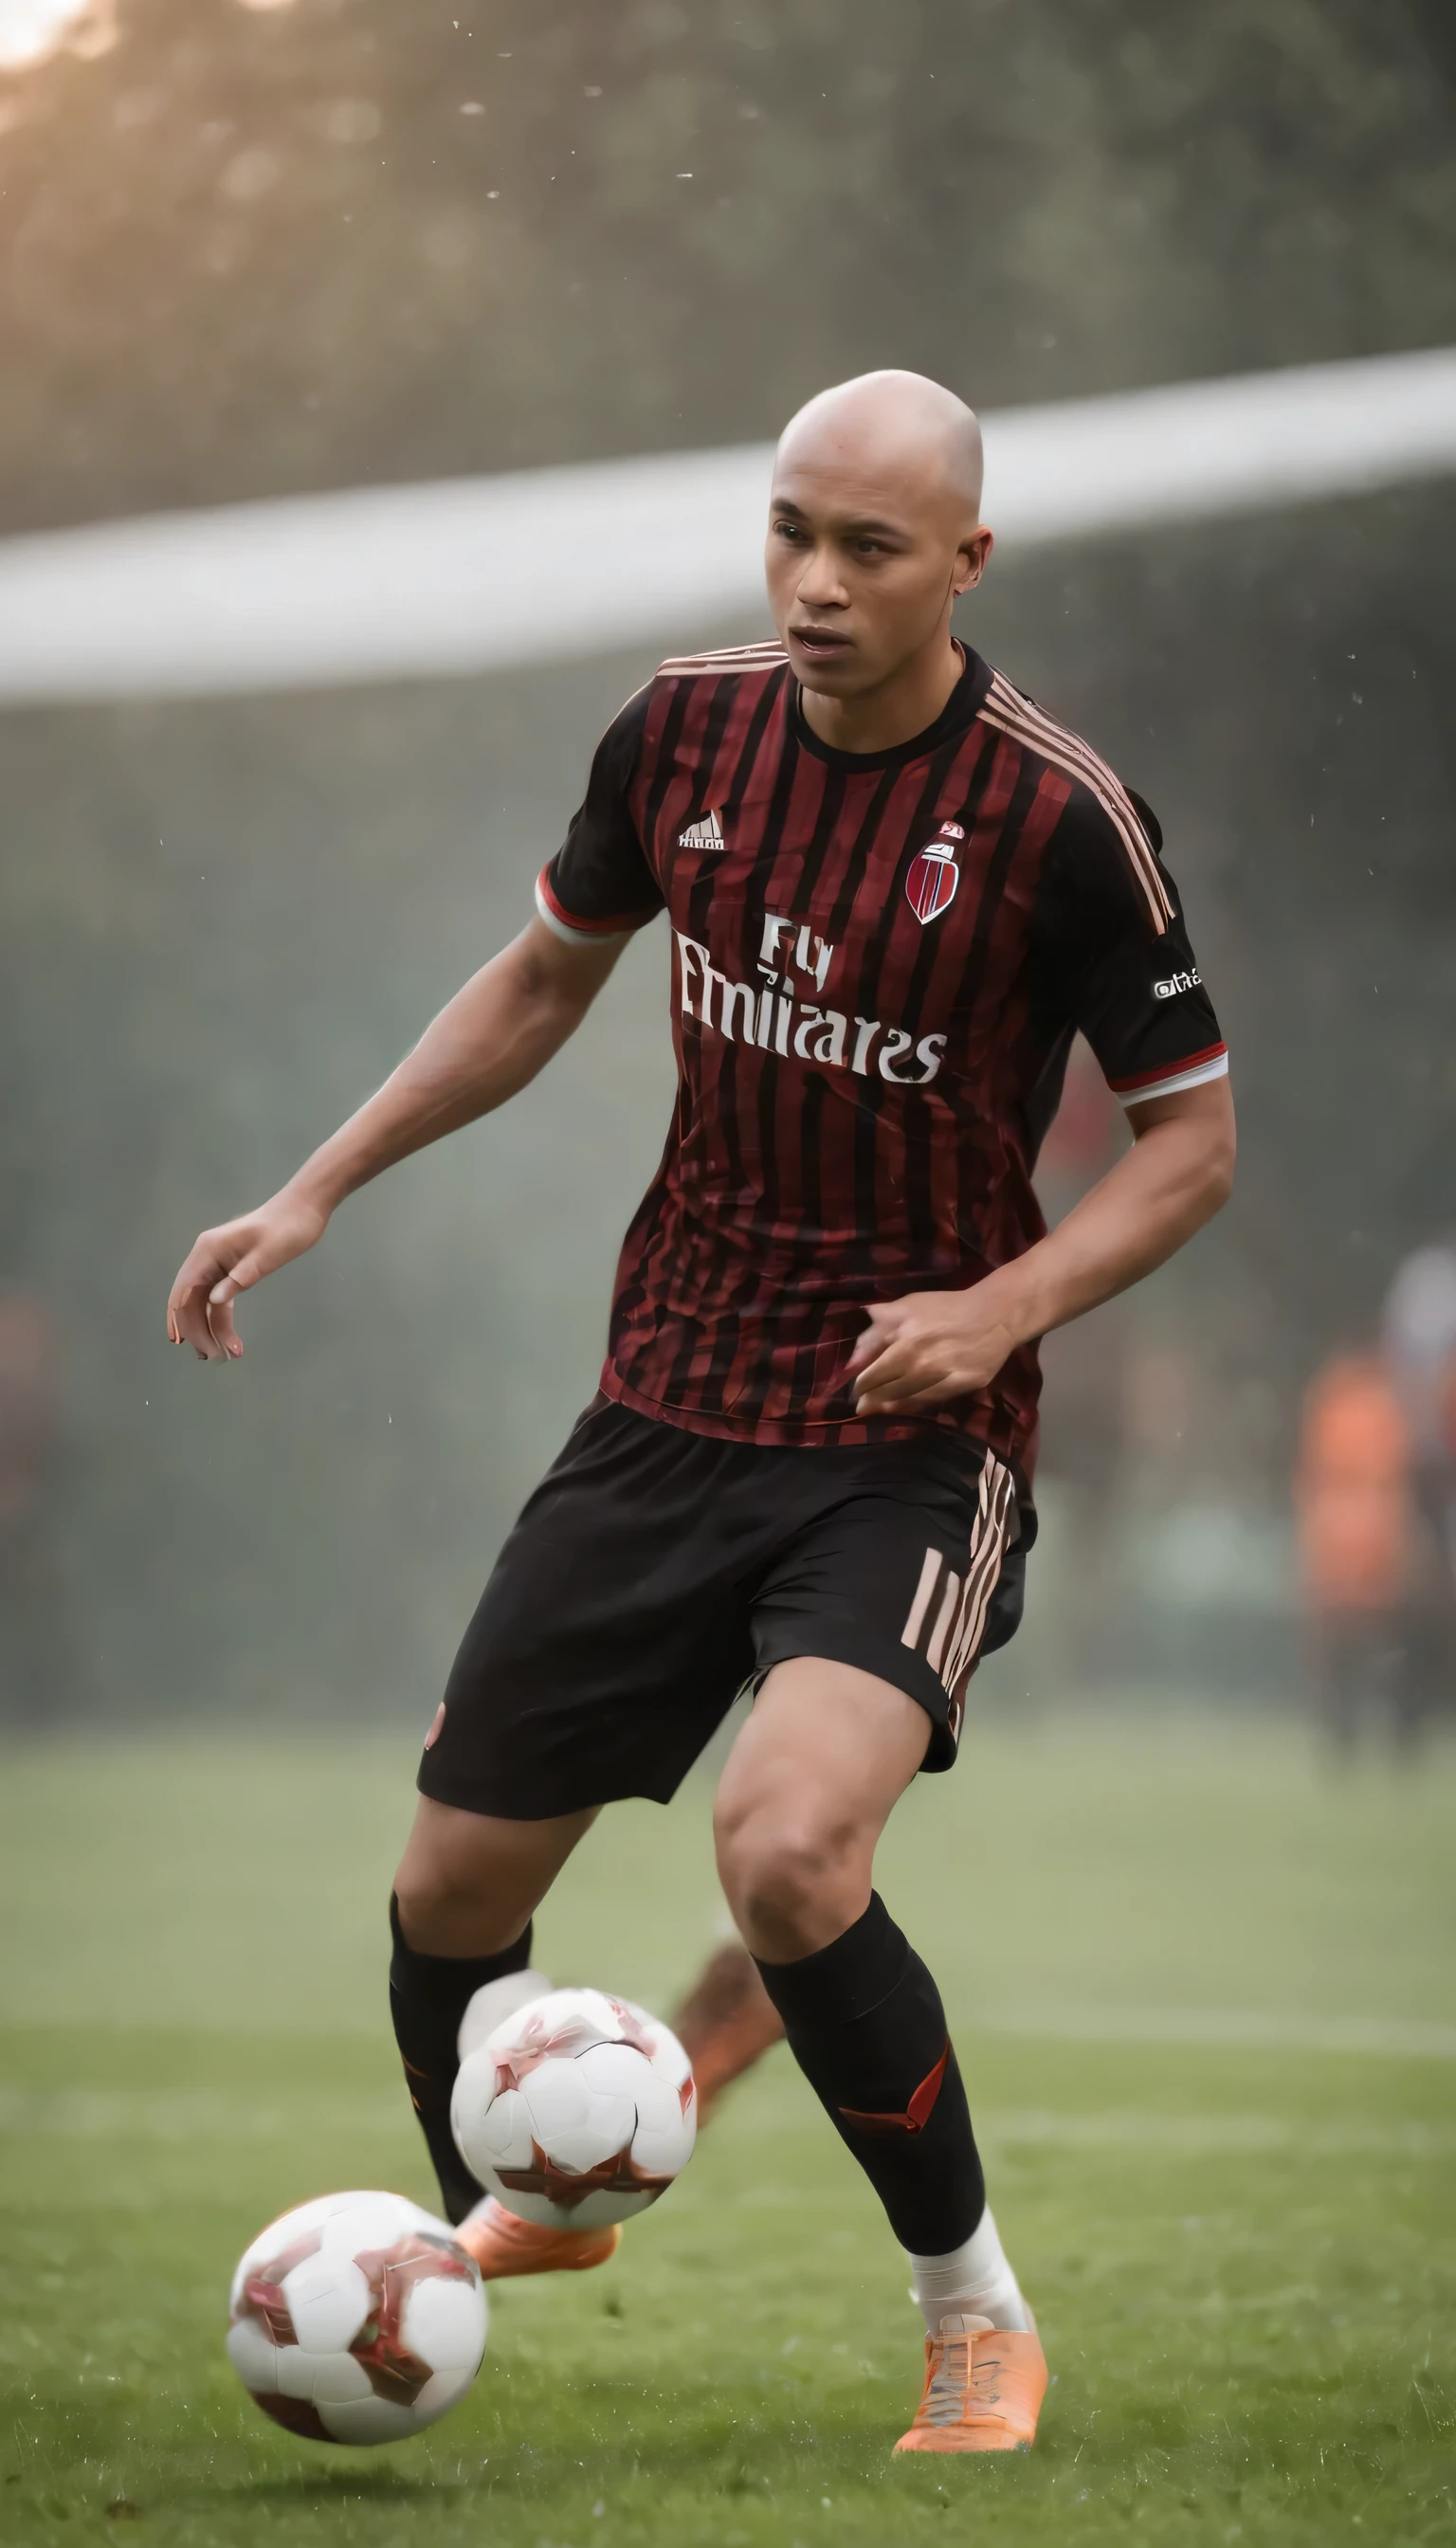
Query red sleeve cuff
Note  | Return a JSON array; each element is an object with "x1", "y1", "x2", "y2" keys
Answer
[
  {"x1": 1107, "y1": 1042, "x2": 1228, "y2": 1105},
  {"x1": 534, "y1": 867, "x2": 658, "y2": 941}
]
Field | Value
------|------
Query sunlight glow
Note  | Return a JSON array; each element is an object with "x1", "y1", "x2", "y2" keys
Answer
[{"x1": 0, "y1": 0, "x2": 114, "y2": 71}]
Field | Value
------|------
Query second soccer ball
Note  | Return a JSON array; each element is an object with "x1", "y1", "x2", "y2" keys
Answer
[
  {"x1": 226, "y1": 2190, "x2": 487, "y2": 2446},
  {"x1": 450, "y1": 1986, "x2": 697, "y2": 2230}
]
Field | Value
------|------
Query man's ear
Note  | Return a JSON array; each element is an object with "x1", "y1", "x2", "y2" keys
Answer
[{"x1": 953, "y1": 524, "x2": 994, "y2": 596}]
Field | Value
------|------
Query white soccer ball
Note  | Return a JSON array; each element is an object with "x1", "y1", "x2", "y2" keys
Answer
[
  {"x1": 227, "y1": 2190, "x2": 487, "y2": 2447},
  {"x1": 450, "y1": 1986, "x2": 697, "y2": 2230}
]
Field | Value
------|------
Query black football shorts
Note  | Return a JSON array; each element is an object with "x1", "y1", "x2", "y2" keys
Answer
[{"x1": 417, "y1": 1398, "x2": 1028, "y2": 1821}]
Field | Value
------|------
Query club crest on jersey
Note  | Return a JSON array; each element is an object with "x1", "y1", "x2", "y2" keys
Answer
[
  {"x1": 679, "y1": 807, "x2": 726, "y2": 852},
  {"x1": 905, "y1": 830, "x2": 960, "y2": 924}
]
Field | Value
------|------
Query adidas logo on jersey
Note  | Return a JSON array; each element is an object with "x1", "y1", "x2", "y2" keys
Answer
[{"x1": 679, "y1": 808, "x2": 726, "y2": 851}]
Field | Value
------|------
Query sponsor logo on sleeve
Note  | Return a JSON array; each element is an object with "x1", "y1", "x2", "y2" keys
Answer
[{"x1": 1154, "y1": 967, "x2": 1202, "y2": 999}]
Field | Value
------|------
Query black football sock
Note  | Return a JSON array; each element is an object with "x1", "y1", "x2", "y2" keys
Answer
[
  {"x1": 754, "y1": 1892, "x2": 984, "y2": 2255},
  {"x1": 388, "y1": 1894, "x2": 534, "y2": 2226}
]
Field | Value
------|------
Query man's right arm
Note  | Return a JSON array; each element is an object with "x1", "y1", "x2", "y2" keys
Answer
[{"x1": 167, "y1": 915, "x2": 626, "y2": 1362}]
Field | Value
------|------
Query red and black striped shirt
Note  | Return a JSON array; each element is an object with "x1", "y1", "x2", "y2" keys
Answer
[{"x1": 536, "y1": 640, "x2": 1227, "y2": 1482}]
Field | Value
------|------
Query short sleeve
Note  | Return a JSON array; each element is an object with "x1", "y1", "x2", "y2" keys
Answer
[
  {"x1": 1032, "y1": 787, "x2": 1228, "y2": 1107},
  {"x1": 535, "y1": 685, "x2": 664, "y2": 942}
]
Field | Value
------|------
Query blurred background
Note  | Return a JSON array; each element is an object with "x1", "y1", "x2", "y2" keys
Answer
[
  {"x1": 7, "y1": 26, "x2": 1455, "y2": 2539},
  {"x1": 2, "y1": 0, "x2": 1455, "y2": 1739}
]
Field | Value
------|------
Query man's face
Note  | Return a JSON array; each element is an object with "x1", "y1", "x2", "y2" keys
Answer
[{"x1": 764, "y1": 445, "x2": 991, "y2": 699}]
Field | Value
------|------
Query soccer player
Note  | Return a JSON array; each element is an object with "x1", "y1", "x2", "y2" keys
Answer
[{"x1": 169, "y1": 371, "x2": 1234, "y2": 2456}]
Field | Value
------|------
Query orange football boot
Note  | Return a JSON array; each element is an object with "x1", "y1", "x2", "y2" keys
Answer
[
  {"x1": 894, "y1": 2312, "x2": 1048, "y2": 2455},
  {"x1": 455, "y1": 2195, "x2": 621, "y2": 2281}
]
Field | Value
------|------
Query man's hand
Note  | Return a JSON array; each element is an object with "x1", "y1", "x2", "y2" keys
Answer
[
  {"x1": 167, "y1": 1190, "x2": 330, "y2": 1362},
  {"x1": 846, "y1": 1078, "x2": 1235, "y2": 1417},
  {"x1": 164, "y1": 917, "x2": 626, "y2": 1368},
  {"x1": 848, "y1": 1289, "x2": 1019, "y2": 1416}
]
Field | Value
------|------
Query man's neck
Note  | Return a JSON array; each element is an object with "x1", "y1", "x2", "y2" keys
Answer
[{"x1": 798, "y1": 634, "x2": 964, "y2": 757}]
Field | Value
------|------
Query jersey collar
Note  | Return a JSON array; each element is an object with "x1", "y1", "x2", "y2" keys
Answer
[{"x1": 789, "y1": 642, "x2": 993, "y2": 773}]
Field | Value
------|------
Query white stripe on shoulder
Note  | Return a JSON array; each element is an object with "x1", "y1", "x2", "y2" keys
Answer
[
  {"x1": 1116, "y1": 1050, "x2": 1229, "y2": 1108},
  {"x1": 980, "y1": 672, "x2": 1174, "y2": 933},
  {"x1": 655, "y1": 641, "x2": 788, "y2": 677}
]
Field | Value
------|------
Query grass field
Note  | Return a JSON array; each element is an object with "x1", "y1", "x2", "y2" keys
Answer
[{"x1": 2, "y1": 1714, "x2": 1453, "y2": 2546}]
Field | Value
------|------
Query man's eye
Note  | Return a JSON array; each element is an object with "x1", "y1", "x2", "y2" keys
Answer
[{"x1": 774, "y1": 519, "x2": 808, "y2": 542}]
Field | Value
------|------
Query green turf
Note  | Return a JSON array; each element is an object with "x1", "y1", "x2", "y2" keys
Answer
[{"x1": 2, "y1": 1717, "x2": 1453, "y2": 2544}]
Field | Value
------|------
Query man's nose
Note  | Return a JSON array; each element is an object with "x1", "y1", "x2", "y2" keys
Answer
[{"x1": 796, "y1": 546, "x2": 849, "y2": 609}]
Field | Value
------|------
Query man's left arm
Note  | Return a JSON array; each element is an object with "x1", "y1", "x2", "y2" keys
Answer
[{"x1": 849, "y1": 1075, "x2": 1234, "y2": 1414}]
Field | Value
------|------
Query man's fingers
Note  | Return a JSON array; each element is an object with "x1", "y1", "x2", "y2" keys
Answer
[
  {"x1": 169, "y1": 1238, "x2": 231, "y2": 1322},
  {"x1": 172, "y1": 1288, "x2": 227, "y2": 1360},
  {"x1": 855, "y1": 1375, "x2": 955, "y2": 1414},
  {"x1": 852, "y1": 1330, "x2": 967, "y2": 1411},
  {"x1": 846, "y1": 1306, "x2": 909, "y2": 1372},
  {"x1": 167, "y1": 1228, "x2": 267, "y2": 1360},
  {"x1": 846, "y1": 1292, "x2": 1010, "y2": 1411},
  {"x1": 853, "y1": 1378, "x2": 924, "y2": 1412},
  {"x1": 851, "y1": 1341, "x2": 925, "y2": 1405},
  {"x1": 846, "y1": 1325, "x2": 886, "y2": 1374},
  {"x1": 167, "y1": 1280, "x2": 212, "y2": 1353},
  {"x1": 204, "y1": 1292, "x2": 244, "y2": 1360},
  {"x1": 847, "y1": 1343, "x2": 902, "y2": 1397},
  {"x1": 209, "y1": 1253, "x2": 263, "y2": 1307},
  {"x1": 202, "y1": 1254, "x2": 266, "y2": 1359}
]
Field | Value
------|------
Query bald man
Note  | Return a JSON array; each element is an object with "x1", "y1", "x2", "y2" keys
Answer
[{"x1": 169, "y1": 371, "x2": 1234, "y2": 2456}]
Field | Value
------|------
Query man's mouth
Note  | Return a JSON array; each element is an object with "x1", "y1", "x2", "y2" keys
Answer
[{"x1": 791, "y1": 626, "x2": 852, "y2": 660}]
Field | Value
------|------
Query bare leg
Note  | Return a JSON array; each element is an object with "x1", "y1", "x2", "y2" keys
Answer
[
  {"x1": 713, "y1": 1654, "x2": 930, "y2": 1957},
  {"x1": 388, "y1": 1796, "x2": 598, "y2": 2227},
  {"x1": 714, "y1": 1657, "x2": 1008, "y2": 2305},
  {"x1": 392, "y1": 1795, "x2": 598, "y2": 1956},
  {"x1": 676, "y1": 1661, "x2": 929, "y2": 2116}
]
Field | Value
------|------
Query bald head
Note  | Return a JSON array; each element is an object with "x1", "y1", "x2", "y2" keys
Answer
[
  {"x1": 775, "y1": 371, "x2": 984, "y2": 524},
  {"x1": 764, "y1": 371, "x2": 992, "y2": 737}
]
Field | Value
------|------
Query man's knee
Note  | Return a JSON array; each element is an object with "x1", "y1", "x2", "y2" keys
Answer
[
  {"x1": 391, "y1": 1860, "x2": 517, "y2": 1958},
  {"x1": 714, "y1": 1798, "x2": 864, "y2": 1960},
  {"x1": 393, "y1": 1817, "x2": 518, "y2": 1958},
  {"x1": 393, "y1": 1796, "x2": 593, "y2": 1957}
]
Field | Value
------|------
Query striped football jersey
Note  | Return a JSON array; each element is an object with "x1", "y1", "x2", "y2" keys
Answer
[{"x1": 535, "y1": 642, "x2": 1227, "y2": 1484}]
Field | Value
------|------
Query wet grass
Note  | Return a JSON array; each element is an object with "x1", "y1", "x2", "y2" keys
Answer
[{"x1": 2, "y1": 1716, "x2": 1453, "y2": 2544}]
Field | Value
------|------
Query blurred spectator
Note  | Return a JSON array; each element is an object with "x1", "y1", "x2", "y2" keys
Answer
[
  {"x1": 1383, "y1": 1239, "x2": 1456, "y2": 1564},
  {"x1": 0, "y1": 1298, "x2": 52, "y2": 1523},
  {"x1": 1383, "y1": 1242, "x2": 1456, "y2": 1418},
  {"x1": 0, "y1": 1297, "x2": 64, "y2": 1722},
  {"x1": 1294, "y1": 1350, "x2": 1434, "y2": 1746},
  {"x1": 1382, "y1": 1240, "x2": 1456, "y2": 1729}
]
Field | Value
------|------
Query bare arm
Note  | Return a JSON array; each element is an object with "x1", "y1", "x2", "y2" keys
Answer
[
  {"x1": 848, "y1": 1075, "x2": 1235, "y2": 1415},
  {"x1": 168, "y1": 916, "x2": 625, "y2": 1361}
]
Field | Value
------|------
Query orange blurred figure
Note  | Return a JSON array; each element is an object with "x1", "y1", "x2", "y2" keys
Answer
[
  {"x1": 1295, "y1": 1354, "x2": 1414, "y2": 1741},
  {"x1": 1296, "y1": 1355, "x2": 1413, "y2": 1614}
]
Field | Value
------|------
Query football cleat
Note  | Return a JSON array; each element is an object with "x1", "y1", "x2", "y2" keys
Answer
[
  {"x1": 669, "y1": 1940, "x2": 785, "y2": 2124},
  {"x1": 454, "y1": 2195, "x2": 621, "y2": 2281},
  {"x1": 894, "y1": 2312, "x2": 1048, "y2": 2455}
]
